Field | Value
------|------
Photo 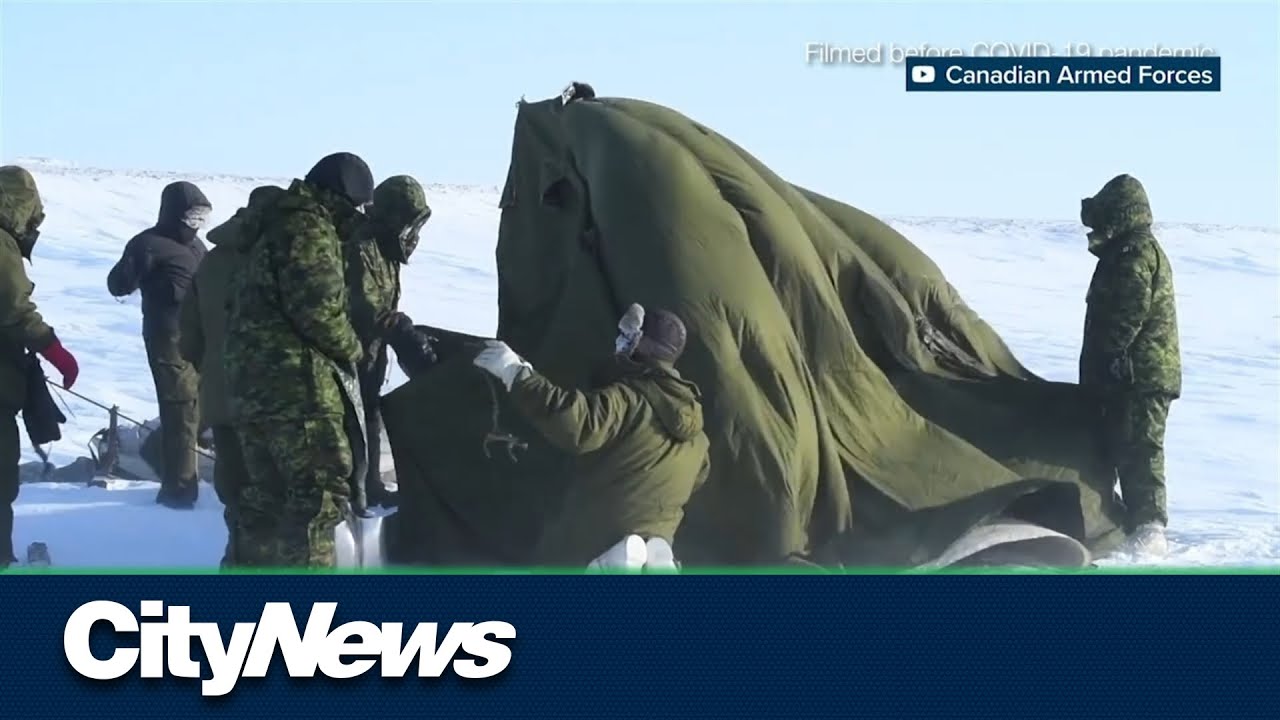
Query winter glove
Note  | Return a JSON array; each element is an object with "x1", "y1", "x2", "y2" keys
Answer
[
  {"x1": 395, "y1": 337, "x2": 437, "y2": 378},
  {"x1": 384, "y1": 311, "x2": 415, "y2": 340},
  {"x1": 472, "y1": 340, "x2": 532, "y2": 390},
  {"x1": 615, "y1": 303, "x2": 645, "y2": 356},
  {"x1": 383, "y1": 312, "x2": 437, "y2": 378},
  {"x1": 38, "y1": 338, "x2": 79, "y2": 390}
]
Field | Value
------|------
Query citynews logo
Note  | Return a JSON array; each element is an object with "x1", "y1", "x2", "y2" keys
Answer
[{"x1": 63, "y1": 601, "x2": 516, "y2": 697}]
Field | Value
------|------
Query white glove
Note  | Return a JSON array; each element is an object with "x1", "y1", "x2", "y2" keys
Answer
[
  {"x1": 615, "y1": 303, "x2": 645, "y2": 355},
  {"x1": 472, "y1": 340, "x2": 532, "y2": 390}
]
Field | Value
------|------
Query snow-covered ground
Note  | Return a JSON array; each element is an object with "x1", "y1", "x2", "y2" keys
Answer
[{"x1": 10, "y1": 158, "x2": 1279, "y2": 568}]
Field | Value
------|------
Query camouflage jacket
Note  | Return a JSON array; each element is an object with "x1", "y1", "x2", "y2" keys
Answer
[
  {"x1": 344, "y1": 231, "x2": 401, "y2": 374},
  {"x1": 0, "y1": 166, "x2": 56, "y2": 414},
  {"x1": 180, "y1": 186, "x2": 285, "y2": 427},
  {"x1": 1078, "y1": 175, "x2": 1181, "y2": 398},
  {"x1": 224, "y1": 179, "x2": 363, "y2": 422}
]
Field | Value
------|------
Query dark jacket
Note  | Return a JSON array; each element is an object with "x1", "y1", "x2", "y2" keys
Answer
[
  {"x1": 1078, "y1": 175, "x2": 1181, "y2": 398},
  {"x1": 108, "y1": 182, "x2": 210, "y2": 338}
]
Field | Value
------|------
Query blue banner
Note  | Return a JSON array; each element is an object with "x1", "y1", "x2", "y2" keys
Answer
[
  {"x1": 905, "y1": 57, "x2": 1221, "y2": 92},
  {"x1": 1, "y1": 573, "x2": 1277, "y2": 719}
]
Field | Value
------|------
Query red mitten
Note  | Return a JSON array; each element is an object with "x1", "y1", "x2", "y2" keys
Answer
[{"x1": 38, "y1": 339, "x2": 79, "y2": 390}]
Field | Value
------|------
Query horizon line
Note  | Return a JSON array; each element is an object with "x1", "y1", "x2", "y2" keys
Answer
[{"x1": 8, "y1": 155, "x2": 1276, "y2": 233}]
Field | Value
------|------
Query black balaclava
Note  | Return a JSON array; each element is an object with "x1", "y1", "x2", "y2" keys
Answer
[
  {"x1": 156, "y1": 181, "x2": 212, "y2": 243},
  {"x1": 305, "y1": 152, "x2": 375, "y2": 208}
]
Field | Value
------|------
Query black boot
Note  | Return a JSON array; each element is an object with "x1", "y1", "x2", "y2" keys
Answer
[
  {"x1": 366, "y1": 484, "x2": 399, "y2": 510},
  {"x1": 156, "y1": 479, "x2": 198, "y2": 510},
  {"x1": 1, "y1": 505, "x2": 17, "y2": 568}
]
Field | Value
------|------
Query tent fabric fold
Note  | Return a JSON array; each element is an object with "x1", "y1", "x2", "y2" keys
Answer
[{"x1": 381, "y1": 91, "x2": 1127, "y2": 567}]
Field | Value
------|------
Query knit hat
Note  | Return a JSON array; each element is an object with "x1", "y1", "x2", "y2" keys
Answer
[
  {"x1": 633, "y1": 308, "x2": 687, "y2": 364},
  {"x1": 305, "y1": 152, "x2": 375, "y2": 208}
]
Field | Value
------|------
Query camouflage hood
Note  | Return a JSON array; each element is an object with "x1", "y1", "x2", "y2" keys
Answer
[
  {"x1": 1081, "y1": 174, "x2": 1153, "y2": 254},
  {"x1": 217, "y1": 180, "x2": 363, "y2": 252},
  {"x1": 370, "y1": 175, "x2": 431, "y2": 264},
  {"x1": 294, "y1": 178, "x2": 369, "y2": 239},
  {"x1": 207, "y1": 184, "x2": 286, "y2": 251},
  {"x1": 0, "y1": 165, "x2": 45, "y2": 259}
]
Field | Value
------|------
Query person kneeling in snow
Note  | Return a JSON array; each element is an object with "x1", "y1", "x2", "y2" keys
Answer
[{"x1": 472, "y1": 304, "x2": 710, "y2": 571}]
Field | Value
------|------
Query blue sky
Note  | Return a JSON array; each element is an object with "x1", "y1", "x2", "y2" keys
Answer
[{"x1": 1, "y1": 0, "x2": 1276, "y2": 226}]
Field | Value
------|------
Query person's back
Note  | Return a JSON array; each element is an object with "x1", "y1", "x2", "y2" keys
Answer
[
  {"x1": 473, "y1": 305, "x2": 711, "y2": 569},
  {"x1": 181, "y1": 185, "x2": 283, "y2": 565},
  {"x1": 223, "y1": 152, "x2": 371, "y2": 568},
  {"x1": 226, "y1": 180, "x2": 363, "y2": 424},
  {"x1": 518, "y1": 358, "x2": 710, "y2": 566},
  {"x1": 1078, "y1": 173, "x2": 1181, "y2": 556},
  {"x1": 184, "y1": 185, "x2": 284, "y2": 430}
]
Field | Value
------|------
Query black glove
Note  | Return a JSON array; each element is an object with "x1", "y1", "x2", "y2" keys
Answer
[
  {"x1": 385, "y1": 312, "x2": 415, "y2": 341},
  {"x1": 383, "y1": 312, "x2": 437, "y2": 378}
]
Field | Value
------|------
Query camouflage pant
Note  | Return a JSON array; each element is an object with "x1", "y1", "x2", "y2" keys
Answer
[
  {"x1": 235, "y1": 415, "x2": 353, "y2": 567},
  {"x1": 358, "y1": 347, "x2": 391, "y2": 504},
  {"x1": 1102, "y1": 392, "x2": 1174, "y2": 529},
  {"x1": 0, "y1": 414, "x2": 18, "y2": 564},
  {"x1": 210, "y1": 425, "x2": 247, "y2": 568},
  {"x1": 144, "y1": 334, "x2": 200, "y2": 490}
]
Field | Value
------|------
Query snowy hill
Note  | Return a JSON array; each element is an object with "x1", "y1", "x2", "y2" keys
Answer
[{"x1": 11, "y1": 158, "x2": 1280, "y2": 567}]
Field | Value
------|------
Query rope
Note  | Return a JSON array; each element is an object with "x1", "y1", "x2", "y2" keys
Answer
[
  {"x1": 45, "y1": 379, "x2": 216, "y2": 461},
  {"x1": 481, "y1": 371, "x2": 526, "y2": 462}
]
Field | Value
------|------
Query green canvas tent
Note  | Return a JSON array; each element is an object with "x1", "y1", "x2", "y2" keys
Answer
[{"x1": 381, "y1": 86, "x2": 1128, "y2": 568}]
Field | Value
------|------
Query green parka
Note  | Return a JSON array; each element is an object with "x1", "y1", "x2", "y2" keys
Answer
[
  {"x1": 508, "y1": 359, "x2": 711, "y2": 565},
  {"x1": 0, "y1": 166, "x2": 56, "y2": 414}
]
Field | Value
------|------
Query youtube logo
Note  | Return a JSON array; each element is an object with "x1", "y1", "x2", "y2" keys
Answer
[{"x1": 911, "y1": 65, "x2": 936, "y2": 83}]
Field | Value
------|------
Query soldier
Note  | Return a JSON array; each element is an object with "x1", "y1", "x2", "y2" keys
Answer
[
  {"x1": 180, "y1": 184, "x2": 286, "y2": 567},
  {"x1": 108, "y1": 181, "x2": 211, "y2": 509},
  {"x1": 0, "y1": 165, "x2": 80, "y2": 568},
  {"x1": 346, "y1": 175, "x2": 433, "y2": 509},
  {"x1": 1078, "y1": 174, "x2": 1181, "y2": 556},
  {"x1": 472, "y1": 304, "x2": 711, "y2": 570},
  {"x1": 224, "y1": 152, "x2": 371, "y2": 567}
]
